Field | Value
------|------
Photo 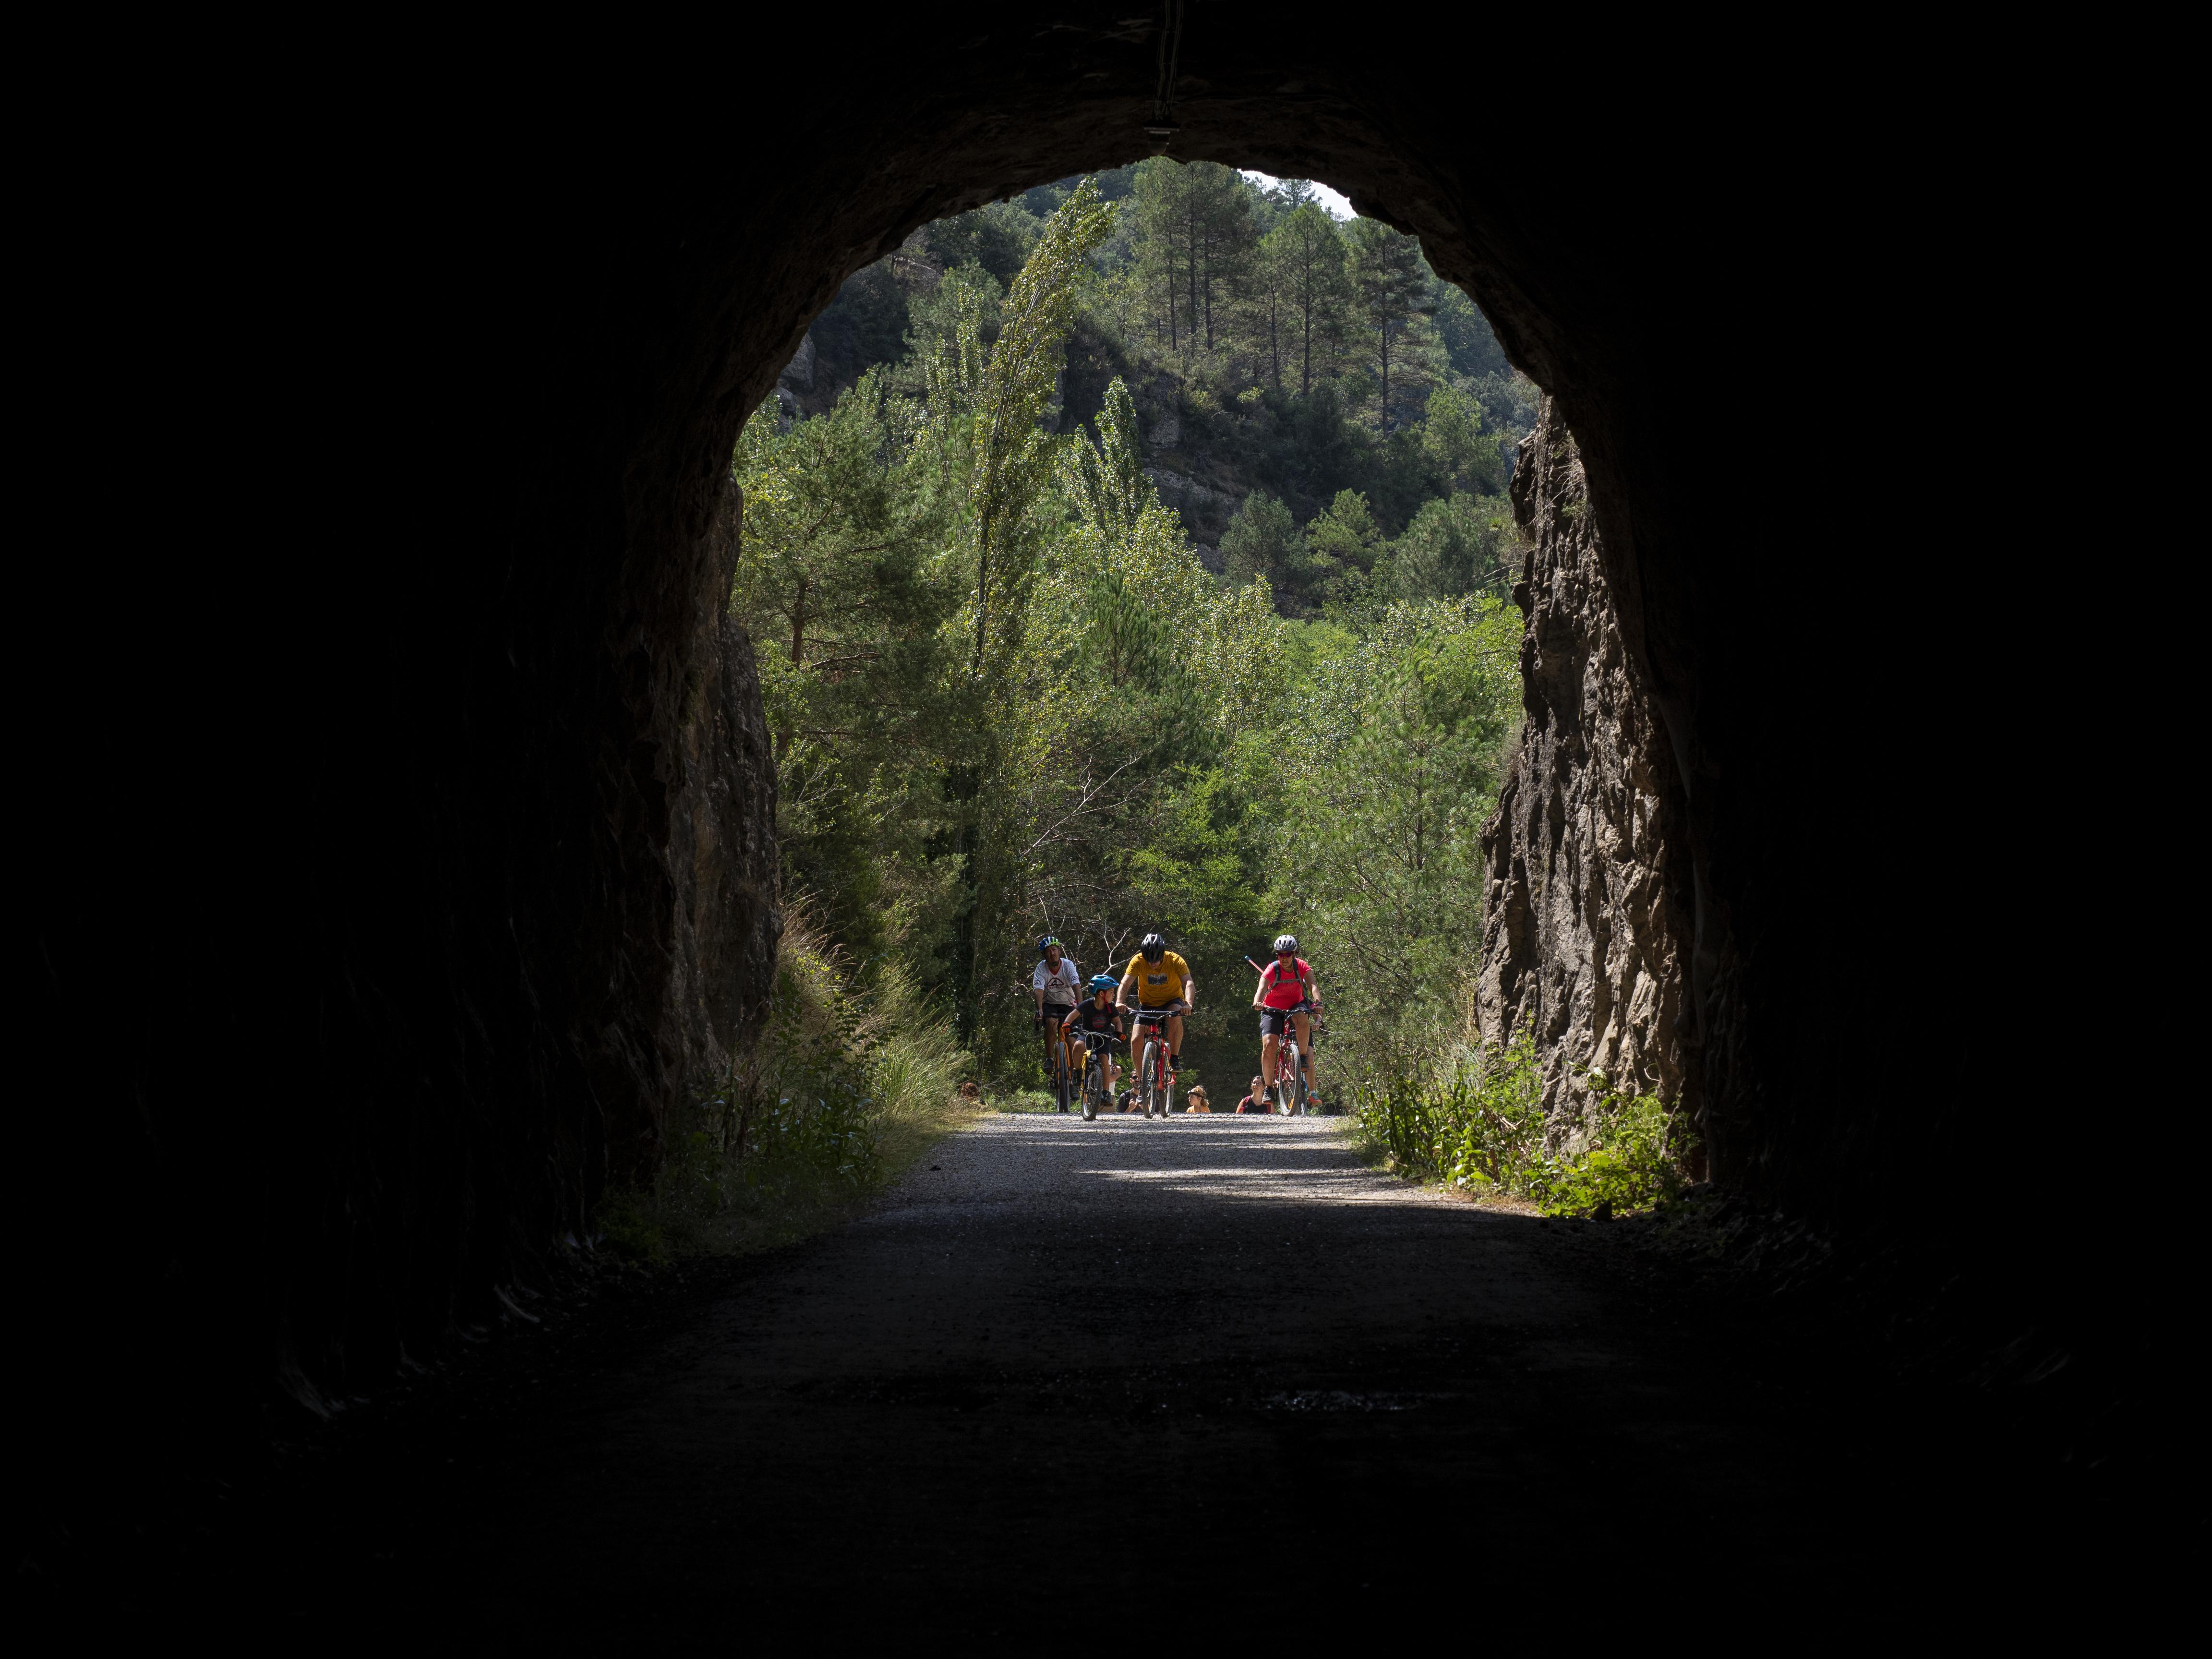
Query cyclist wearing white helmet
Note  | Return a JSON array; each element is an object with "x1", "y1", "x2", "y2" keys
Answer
[
  {"x1": 1032, "y1": 935, "x2": 1082, "y2": 1070},
  {"x1": 1251, "y1": 934, "x2": 1322, "y2": 1103}
]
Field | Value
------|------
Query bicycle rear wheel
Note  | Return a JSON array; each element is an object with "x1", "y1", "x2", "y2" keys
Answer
[
  {"x1": 1082, "y1": 1062, "x2": 1101, "y2": 1120},
  {"x1": 1142, "y1": 1044, "x2": 1160, "y2": 1117}
]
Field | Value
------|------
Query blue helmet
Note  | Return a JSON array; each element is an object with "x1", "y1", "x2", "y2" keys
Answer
[{"x1": 1088, "y1": 974, "x2": 1119, "y2": 992}]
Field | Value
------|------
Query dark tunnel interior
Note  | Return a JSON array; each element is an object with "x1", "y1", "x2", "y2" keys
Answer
[{"x1": 24, "y1": 5, "x2": 2128, "y2": 1596}]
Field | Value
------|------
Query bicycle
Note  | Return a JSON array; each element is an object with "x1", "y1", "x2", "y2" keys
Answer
[
  {"x1": 1077, "y1": 1030, "x2": 1118, "y2": 1121},
  {"x1": 1128, "y1": 1001, "x2": 1182, "y2": 1119},
  {"x1": 1048, "y1": 1029, "x2": 1077, "y2": 1115},
  {"x1": 1268, "y1": 1001, "x2": 1315, "y2": 1117}
]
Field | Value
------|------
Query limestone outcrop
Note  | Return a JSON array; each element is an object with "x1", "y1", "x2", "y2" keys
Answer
[{"x1": 1478, "y1": 401, "x2": 1697, "y2": 1133}]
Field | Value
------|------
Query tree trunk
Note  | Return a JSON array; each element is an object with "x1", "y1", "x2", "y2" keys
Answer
[
  {"x1": 1301, "y1": 290, "x2": 1313, "y2": 396},
  {"x1": 1378, "y1": 323, "x2": 1391, "y2": 431}
]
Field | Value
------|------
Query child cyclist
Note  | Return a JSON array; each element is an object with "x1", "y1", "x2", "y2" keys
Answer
[
  {"x1": 1251, "y1": 935, "x2": 1322, "y2": 1107},
  {"x1": 1059, "y1": 974, "x2": 1127, "y2": 1107}
]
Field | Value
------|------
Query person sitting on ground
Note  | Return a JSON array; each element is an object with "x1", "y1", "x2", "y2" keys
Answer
[
  {"x1": 1117, "y1": 1088, "x2": 1137, "y2": 1114},
  {"x1": 1183, "y1": 1085, "x2": 1211, "y2": 1114},
  {"x1": 1234, "y1": 1075, "x2": 1268, "y2": 1114}
]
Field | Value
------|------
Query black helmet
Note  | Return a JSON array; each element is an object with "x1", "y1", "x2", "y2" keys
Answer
[
  {"x1": 1273, "y1": 935, "x2": 1298, "y2": 955},
  {"x1": 1141, "y1": 932, "x2": 1166, "y2": 962},
  {"x1": 1037, "y1": 935, "x2": 1061, "y2": 955}
]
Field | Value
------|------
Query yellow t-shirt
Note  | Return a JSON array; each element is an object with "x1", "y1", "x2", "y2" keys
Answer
[{"x1": 1124, "y1": 950, "x2": 1192, "y2": 1008}]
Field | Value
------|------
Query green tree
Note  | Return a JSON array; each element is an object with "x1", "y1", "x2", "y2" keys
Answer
[
  {"x1": 1346, "y1": 219, "x2": 1435, "y2": 430},
  {"x1": 732, "y1": 371, "x2": 962, "y2": 955},
  {"x1": 1434, "y1": 282, "x2": 1510, "y2": 380},
  {"x1": 1390, "y1": 494, "x2": 1519, "y2": 601},
  {"x1": 1265, "y1": 204, "x2": 1351, "y2": 395},
  {"x1": 938, "y1": 179, "x2": 1116, "y2": 677},
  {"x1": 1220, "y1": 491, "x2": 1304, "y2": 589},
  {"x1": 1305, "y1": 488, "x2": 1384, "y2": 603},
  {"x1": 1271, "y1": 597, "x2": 1523, "y2": 1075},
  {"x1": 1418, "y1": 383, "x2": 1503, "y2": 496}
]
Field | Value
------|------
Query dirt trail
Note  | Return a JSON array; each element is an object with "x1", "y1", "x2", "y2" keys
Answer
[{"x1": 240, "y1": 1116, "x2": 2038, "y2": 1639}]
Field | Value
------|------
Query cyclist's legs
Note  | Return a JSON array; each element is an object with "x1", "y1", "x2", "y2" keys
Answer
[
  {"x1": 1164, "y1": 1011, "x2": 1184, "y2": 1070},
  {"x1": 1260, "y1": 1015, "x2": 1281, "y2": 1093}
]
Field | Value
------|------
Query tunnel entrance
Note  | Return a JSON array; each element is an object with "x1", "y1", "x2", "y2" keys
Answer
[{"x1": 50, "y1": 10, "x2": 2082, "y2": 1512}]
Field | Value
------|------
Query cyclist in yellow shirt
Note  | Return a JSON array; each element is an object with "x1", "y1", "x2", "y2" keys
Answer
[{"x1": 1118, "y1": 932, "x2": 1195, "y2": 1082}]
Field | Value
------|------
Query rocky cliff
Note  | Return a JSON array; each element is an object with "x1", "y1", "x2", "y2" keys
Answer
[
  {"x1": 659, "y1": 483, "x2": 782, "y2": 1094},
  {"x1": 1478, "y1": 401, "x2": 1697, "y2": 1134}
]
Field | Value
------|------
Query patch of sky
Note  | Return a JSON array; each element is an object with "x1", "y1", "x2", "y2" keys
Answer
[{"x1": 1239, "y1": 172, "x2": 1355, "y2": 220}]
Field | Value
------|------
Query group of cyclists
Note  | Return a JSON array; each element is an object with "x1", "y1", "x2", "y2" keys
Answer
[{"x1": 1030, "y1": 930, "x2": 1323, "y2": 1117}]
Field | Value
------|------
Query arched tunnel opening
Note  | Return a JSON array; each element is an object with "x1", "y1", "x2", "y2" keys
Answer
[{"x1": 27, "y1": 6, "x2": 2139, "y2": 1628}]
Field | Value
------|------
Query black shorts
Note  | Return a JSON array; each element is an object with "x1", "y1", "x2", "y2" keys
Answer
[
  {"x1": 1258, "y1": 1005, "x2": 1311, "y2": 1037},
  {"x1": 1041, "y1": 1000, "x2": 1078, "y2": 1028}
]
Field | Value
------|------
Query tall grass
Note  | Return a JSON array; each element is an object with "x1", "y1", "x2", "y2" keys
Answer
[
  {"x1": 599, "y1": 907, "x2": 974, "y2": 1260},
  {"x1": 1350, "y1": 1021, "x2": 1696, "y2": 1217}
]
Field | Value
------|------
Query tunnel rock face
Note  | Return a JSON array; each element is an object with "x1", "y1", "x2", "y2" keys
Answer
[
  {"x1": 1479, "y1": 402, "x2": 1696, "y2": 1130},
  {"x1": 35, "y1": 5, "x2": 2084, "y2": 1474},
  {"x1": 659, "y1": 485, "x2": 781, "y2": 1093}
]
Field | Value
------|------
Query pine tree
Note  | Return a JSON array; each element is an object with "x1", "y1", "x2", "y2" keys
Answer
[
  {"x1": 1346, "y1": 219, "x2": 1434, "y2": 430},
  {"x1": 1265, "y1": 204, "x2": 1350, "y2": 396}
]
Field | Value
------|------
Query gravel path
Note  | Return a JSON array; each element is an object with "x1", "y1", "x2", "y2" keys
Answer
[{"x1": 260, "y1": 1114, "x2": 1969, "y2": 1640}]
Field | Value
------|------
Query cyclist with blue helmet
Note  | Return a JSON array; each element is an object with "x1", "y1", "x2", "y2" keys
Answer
[{"x1": 1060, "y1": 973, "x2": 1128, "y2": 1104}]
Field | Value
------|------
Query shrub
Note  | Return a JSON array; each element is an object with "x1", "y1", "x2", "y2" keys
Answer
[{"x1": 1353, "y1": 1032, "x2": 1695, "y2": 1216}]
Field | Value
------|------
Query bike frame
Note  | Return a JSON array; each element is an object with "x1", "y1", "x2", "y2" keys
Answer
[
  {"x1": 1127, "y1": 1002, "x2": 1180, "y2": 1118},
  {"x1": 1269, "y1": 1006, "x2": 1312, "y2": 1116},
  {"x1": 1078, "y1": 1029, "x2": 1117, "y2": 1120}
]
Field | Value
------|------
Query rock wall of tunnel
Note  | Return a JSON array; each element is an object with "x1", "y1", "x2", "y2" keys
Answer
[
  {"x1": 32, "y1": 5, "x2": 2078, "y2": 1475},
  {"x1": 1479, "y1": 401, "x2": 1697, "y2": 1130}
]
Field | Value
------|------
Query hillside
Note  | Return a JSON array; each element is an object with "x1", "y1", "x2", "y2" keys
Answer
[{"x1": 777, "y1": 161, "x2": 1539, "y2": 615}]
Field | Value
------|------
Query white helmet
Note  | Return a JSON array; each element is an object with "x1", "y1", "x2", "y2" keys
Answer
[{"x1": 1273, "y1": 935, "x2": 1298, "y2": 954}]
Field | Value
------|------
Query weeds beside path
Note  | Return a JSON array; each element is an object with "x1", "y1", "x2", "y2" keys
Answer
[{"x1": 601, "y1": 907, "x2": 982, "y2": 1263}]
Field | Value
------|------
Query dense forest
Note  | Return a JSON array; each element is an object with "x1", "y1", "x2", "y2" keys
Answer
[{"x1": 733, "y1": 163, "x2": 1535, "y2": 1109}]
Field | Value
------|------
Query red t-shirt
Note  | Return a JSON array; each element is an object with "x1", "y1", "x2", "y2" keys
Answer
[{"x1": 1259, "y1": 958, "x2": 1312, "y2": 1010}]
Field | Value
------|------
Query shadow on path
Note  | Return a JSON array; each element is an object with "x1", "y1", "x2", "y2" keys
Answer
[{"x1": 232, "y1": 1118, "x2": 2088, "y2": 1640}]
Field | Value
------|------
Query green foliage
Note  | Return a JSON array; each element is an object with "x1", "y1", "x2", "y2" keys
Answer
[
  {"x1": 1353, "y1": 1034, "x2": 1697, "y2": 1216},
  {"x1": 1390, "y1": 493, "x2": 1518, "y2": 601},
  {"x1": 1346, "y1": 218, "x2": 1439, "y2": 431},
  {"x1": 1221, "y1": 491, "x2": 1303, "y2": 588},
  {"x1": 598, "y1": 911, "x2": 973, "y2": 1260},
  {"x1": 926, "y1": 199, "x2": 1044, "y2": 285},
  {"x1": 712, "y1": 179, "x2": 1598, "y2": 1171},
  {"x1": 1271, "y1": 595, "x2": 1522, "y2": 1077}
]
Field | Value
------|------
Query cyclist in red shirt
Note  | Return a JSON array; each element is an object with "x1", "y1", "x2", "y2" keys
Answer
[{"x1": 1251, "y1": 935, "x2": 1322, "y2": 1105}]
